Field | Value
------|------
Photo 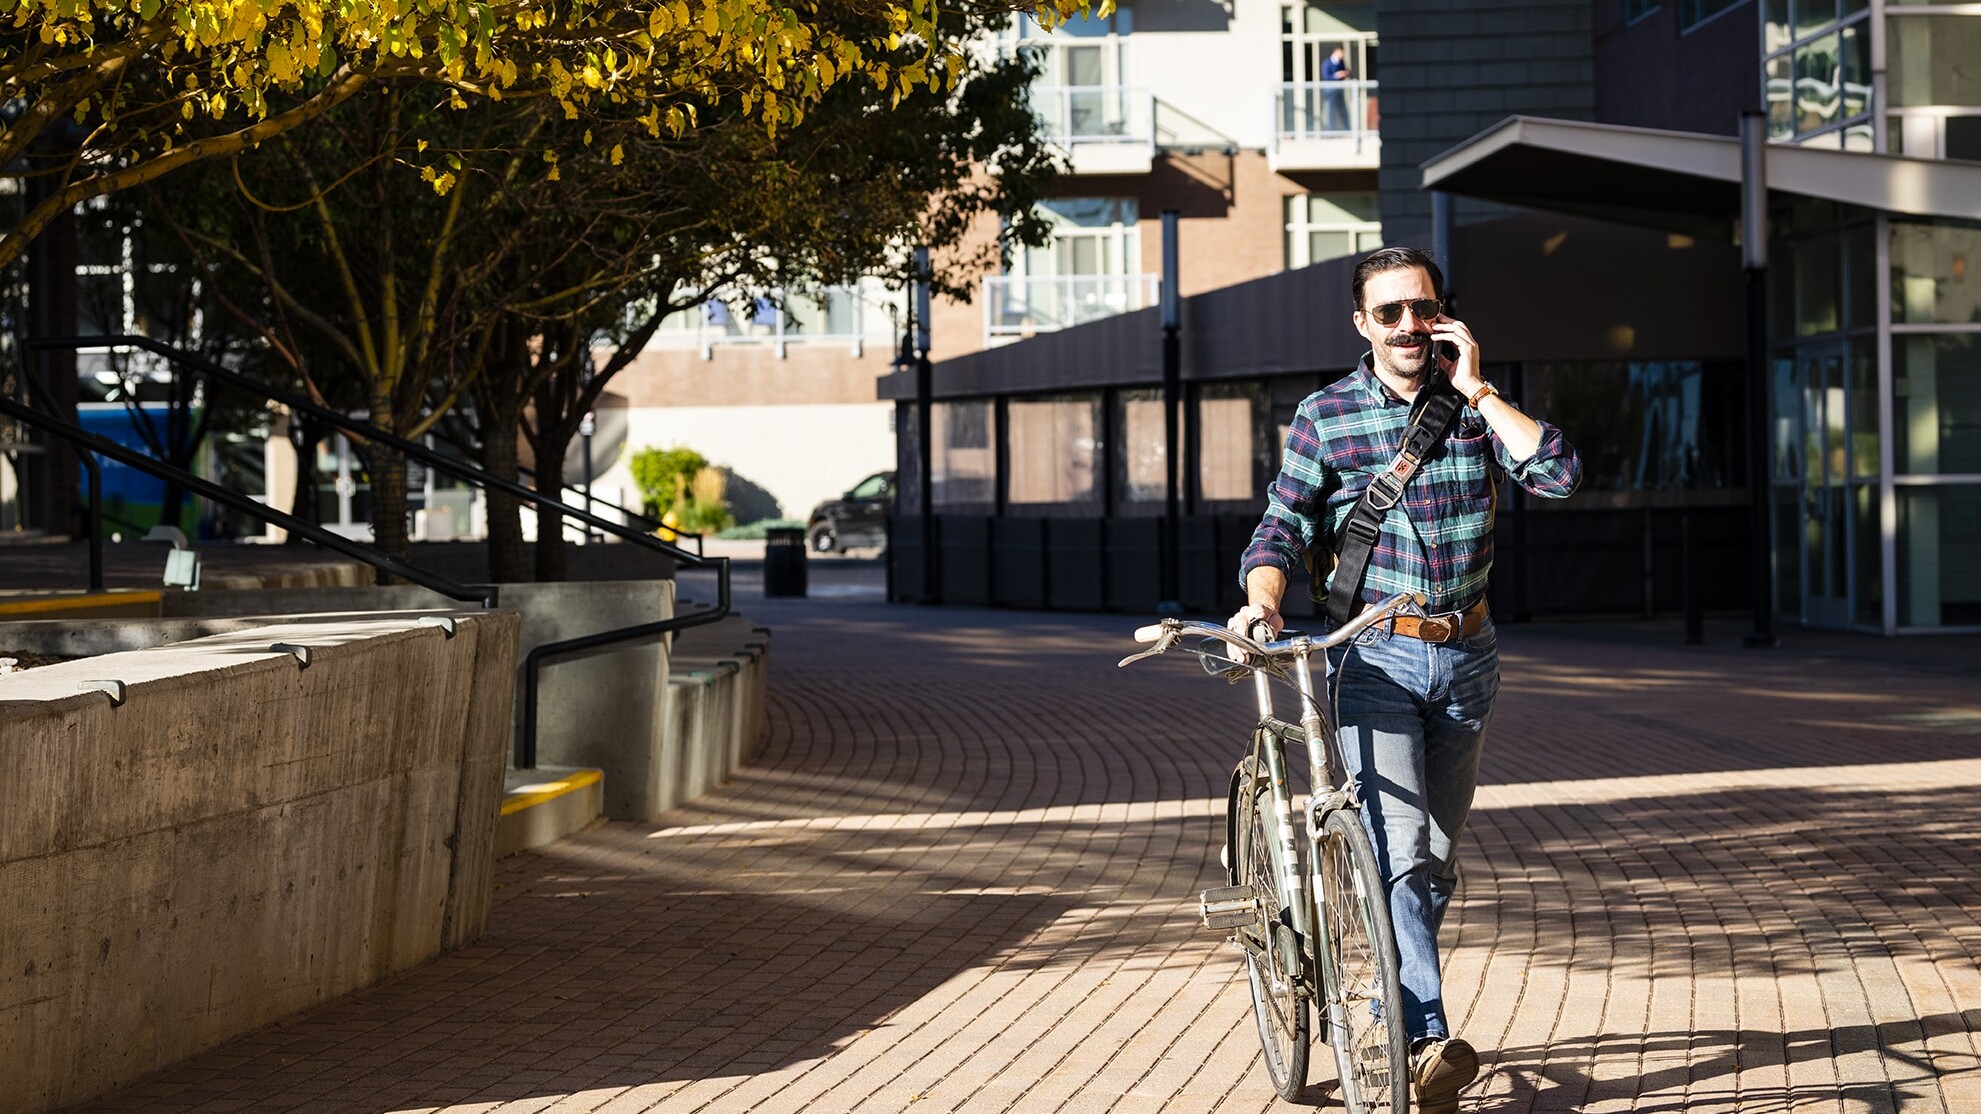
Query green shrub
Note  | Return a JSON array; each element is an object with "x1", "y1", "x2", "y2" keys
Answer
[
  {"x1": 628, "y1": 444, "x2": 732, "y2": 535},
  {"x1": 629, "y1": 446, "x2": 708, "y2": 518}
]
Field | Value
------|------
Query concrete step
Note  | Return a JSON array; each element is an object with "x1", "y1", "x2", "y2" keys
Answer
[{"x1": 495, "y1": 767, "x2": 604, "y2": 857}]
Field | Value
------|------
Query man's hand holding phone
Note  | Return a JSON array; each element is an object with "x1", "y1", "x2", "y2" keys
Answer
[{"x1": 1429, "y1": 314, "x2": 1485, "y2": 399}]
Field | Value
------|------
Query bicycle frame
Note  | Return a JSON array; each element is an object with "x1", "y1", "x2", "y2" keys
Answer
[
  {"x1": 1122, "y1": 596, "x2": 1417, "y2": 1109},
  {"x1": 1241, "y1": 640, "x2": 1361, "y2": 1032}
]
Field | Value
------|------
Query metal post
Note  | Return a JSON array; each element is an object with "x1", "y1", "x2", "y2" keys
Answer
[
  {"x1": 914, "y1": 247, "x2": 938, "y2": 604},
  {"x1": 1431, "y1": 191, "x2": 1456, "y2": 302},
  {"x1": 1740, "y1": 111, "x2": 1779, "y2": 648},
  {"x1": 579, "y1": 409, "x2": 596, "y2": 543},
  {"x1": 1158, "y1": 210, "x2": 1183, "y2": 616}
]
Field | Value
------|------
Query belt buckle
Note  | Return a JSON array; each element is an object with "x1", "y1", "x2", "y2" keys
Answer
[{"x1": 1418, "y1": 614, "x2": 1455, "y2": 643}]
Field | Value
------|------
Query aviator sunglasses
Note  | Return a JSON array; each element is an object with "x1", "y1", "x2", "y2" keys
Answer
[{"x1": 1365, "y1": 298, "x2": 1443, "y2": 327}]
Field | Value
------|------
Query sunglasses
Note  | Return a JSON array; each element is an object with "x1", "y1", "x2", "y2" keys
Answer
[{"x1": 1365, "y1": 298, "x2": 1443, "y2": 327}]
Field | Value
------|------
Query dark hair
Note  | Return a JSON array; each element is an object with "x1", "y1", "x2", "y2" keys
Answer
[{"x1": 1351, "y1": 246, "x2": 1444, "y2": 312}]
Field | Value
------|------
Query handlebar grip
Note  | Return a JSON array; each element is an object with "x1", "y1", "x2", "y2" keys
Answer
[
  {"x1": 1134, "y1": 624, "x2": 1167, "y2": 643},
  {"x1": 1248, "y1": 620, "x2": 1275, "y2": 644}
]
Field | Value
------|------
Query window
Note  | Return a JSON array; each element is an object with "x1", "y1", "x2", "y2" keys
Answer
[
  {"x1": 1279, "y1": 4, "x2": 1377, "y2": 139},
  {"x1": 1523, "y1": 362, "x2": 1748, "y2": 492},
  {"x1": 1624, "y1": 0, "x2": 1658, "y2": 25},
  {"x1": 988, "y1": 199, "x2": 1154, "y2": 339},
  {"x1": 1006, "y1": 394, "x2": 1101, "y2": 511},
  {"x1": 1889, "y1": 15, "x2": 1981, "y2": 109},
  {"x1": 1763, "y1": 0, "x2": 1872, "y2": 147},
  {"x1": 1006, "y1": 8, "x2": 1135, "y2": 144},
  {"x1": 1891, "y1": 219, "x2": 1981, "y2": 325},
  {"x1": 1892, "y1": 335, "x2": 1981, "y2": 476},
  {"x1": 1113, "y1": 388, "x2": 1168, "y2": 513},
  {"x1": 1284, "y1": 194, "x2": 1381, "y2": 269},
  {"x1": 1896, "y1": 485, "x2": 1981, "y2": 627},
  {"x1": 1196, "y1": 383, "x2": 1270, "y2": 505},
  {"x1": 932, "y1": 401, "x2": 996, "y2": 510}
]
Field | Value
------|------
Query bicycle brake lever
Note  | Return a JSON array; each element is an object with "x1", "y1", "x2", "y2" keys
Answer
[{"x1": 1116, "y1": 631, "x2": 1178, "y2": 668}]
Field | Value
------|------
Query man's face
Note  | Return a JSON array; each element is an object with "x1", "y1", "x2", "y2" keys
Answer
[{"x1": 1354, "y1": 265, "x2": 1440, "y2": 381}]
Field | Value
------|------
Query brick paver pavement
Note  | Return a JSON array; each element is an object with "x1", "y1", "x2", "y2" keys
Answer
[{"x1": 73, "y1": 586, "x2": 1981, "y2": 1113}]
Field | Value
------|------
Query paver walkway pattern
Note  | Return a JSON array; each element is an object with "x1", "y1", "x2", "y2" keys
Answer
[{"x1": 76, "y1": 582, "x2": 1981, "y2": 1113}]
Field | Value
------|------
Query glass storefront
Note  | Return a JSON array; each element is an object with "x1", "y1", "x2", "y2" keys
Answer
[{"x1": 1766, "y1": 201, "x2": 1981, "y2": 631}]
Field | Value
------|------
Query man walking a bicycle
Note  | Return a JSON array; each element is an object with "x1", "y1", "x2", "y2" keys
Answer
[{"x1": 1229, "y1": 246, "x2": 1581, "y2": 1112}]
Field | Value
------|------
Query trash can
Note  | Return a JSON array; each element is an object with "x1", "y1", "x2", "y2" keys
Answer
[{"x1": 763, "y1": 526, "x2": 808, "y2": 598}]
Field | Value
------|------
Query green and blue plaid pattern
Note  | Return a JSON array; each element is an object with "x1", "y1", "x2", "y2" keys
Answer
[{"x1": 1241, "y1": 357, "x2": 1581, "y2": 614}]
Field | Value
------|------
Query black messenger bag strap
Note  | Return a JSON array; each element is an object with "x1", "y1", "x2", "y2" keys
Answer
[{"x1": 1323, "y1": 383, "x2": 1468, "y2": 625}]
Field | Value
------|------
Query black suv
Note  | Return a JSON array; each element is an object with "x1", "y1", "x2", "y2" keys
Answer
[{"x1": 807, "y1": 470, "x2": 895, "y2": 553}]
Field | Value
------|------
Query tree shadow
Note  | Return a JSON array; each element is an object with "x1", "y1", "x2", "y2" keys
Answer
[{"x1": 1471, "y1": 1011, "x2": 1981, "y2": 1112}]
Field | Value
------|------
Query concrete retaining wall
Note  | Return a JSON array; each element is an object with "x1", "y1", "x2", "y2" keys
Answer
[
  {"x1": 153, "y1": 582, "x2": 677, "y2": 821},
  {"x1": 0, "y1": 611, "x2": 520, "y2": 1114},
  {"x1": 662, "y1": 617, "x2": 772, "y2": 813}
]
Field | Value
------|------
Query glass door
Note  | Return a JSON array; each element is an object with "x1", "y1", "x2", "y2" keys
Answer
[{"x1": 1797, "y1": 344, "x2": 1851, "y2": 626}]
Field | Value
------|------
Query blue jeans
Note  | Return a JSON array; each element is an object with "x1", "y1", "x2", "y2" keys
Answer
[{"x1": 1324, "y1": 618, "x2": 1498, "y2": 1041}]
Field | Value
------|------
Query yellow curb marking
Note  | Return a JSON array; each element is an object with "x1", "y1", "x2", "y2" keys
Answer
[
  {"x1": 0, "y1": 591, "x2": 162, "y2": 615},
  {"x1": 500, "y1": 769, "x2": 603, "y2": 816}
]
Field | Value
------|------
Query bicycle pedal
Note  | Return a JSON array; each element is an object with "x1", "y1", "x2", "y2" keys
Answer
[{"x1": 1199, "y1": 884, "x2": 1257, "y2": 929}]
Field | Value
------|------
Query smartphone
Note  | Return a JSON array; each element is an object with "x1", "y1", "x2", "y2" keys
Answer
[{"x1": 1436, "y1": 340, "x2": 1460, "y2": 365}]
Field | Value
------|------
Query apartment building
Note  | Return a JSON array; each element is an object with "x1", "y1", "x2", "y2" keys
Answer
[
  {"x1": 595, "y1": 0, "x2": 1389, "y2": 528},
  {"x1": 879, "y1": 0, "x2": 1981, "y2": 634}
]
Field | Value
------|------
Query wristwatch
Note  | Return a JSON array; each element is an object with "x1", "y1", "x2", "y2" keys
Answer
[{"x1": 1466, "y1": 382, "x2": 1499, "y2": 408}]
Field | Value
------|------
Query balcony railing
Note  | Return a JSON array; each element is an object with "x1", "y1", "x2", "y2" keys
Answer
[
  {"x1": 984, "y1": 273, "x2": 1161, "y2": 343},
  {"x1": 1027, "y1": 84, "x2": 1156, "y2": 173},
  {"x1": 1275, "y1": 79, "x2": 1379, "y2": 144},
  {"x1": 1029, "y1": 84, "x2": 1154, "y2": 146},
  {"x1": 645, "y1": 284, "x2": 902, "y2": 358}
]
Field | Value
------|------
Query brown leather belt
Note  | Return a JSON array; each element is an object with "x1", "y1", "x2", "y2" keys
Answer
[{"x1": 1358, "y1": 596, "x2": 1489, "y2": 644}]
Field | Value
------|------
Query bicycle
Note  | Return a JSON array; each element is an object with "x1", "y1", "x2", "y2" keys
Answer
[{"x1": 1118, "y1": 592, "x2": 1420, "y2": 1111}]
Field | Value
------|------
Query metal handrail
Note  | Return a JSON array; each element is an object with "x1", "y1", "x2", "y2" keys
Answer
[
  {"x1": 416, "y1": 422, "x2": 704, "y2": 554},
  {"x1": 0, "y1": 386, "x2": 497, "y2": 605},
  {"x1": 25, "y1": 335, "x2": 730, "y2": 768}
]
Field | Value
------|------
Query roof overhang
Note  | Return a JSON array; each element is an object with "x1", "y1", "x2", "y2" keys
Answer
[{"x1": 1422, "y1": 116, "x2": 1981, "y2": 235}]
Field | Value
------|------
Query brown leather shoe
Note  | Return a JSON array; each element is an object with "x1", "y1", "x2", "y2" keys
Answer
[{"x1": 1411, "y1": 1036, "x2": 1479, "y2": 1114}]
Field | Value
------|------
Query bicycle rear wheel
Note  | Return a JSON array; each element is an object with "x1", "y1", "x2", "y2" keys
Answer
[
  {"x1": 1228, "y1": 756, "x2": 1309, "y2": 1101},
  {"x1": 1318, "y1": 806, "x2": 1408, "y2": 1114}
]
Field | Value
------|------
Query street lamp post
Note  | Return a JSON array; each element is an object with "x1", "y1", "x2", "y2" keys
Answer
[
  {"x1": 1158, "y1": 210, "x2": 1183, "y2": 616},
  {"x1": 911, "y1": 248, "x2": 937, "y2": 604},
  {"x1": 1740, "y1": 111, "x2": 1778, "y2": 649}
]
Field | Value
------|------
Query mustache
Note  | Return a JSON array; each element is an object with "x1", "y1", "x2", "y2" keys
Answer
[{"x1": 1386, "y1": 331, "x2": 1431, "y2": 349}]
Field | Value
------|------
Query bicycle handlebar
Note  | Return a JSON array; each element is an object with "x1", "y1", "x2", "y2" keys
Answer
[{"x1": 1120, "y1": 592, "x2": 1424, "y2": 670}]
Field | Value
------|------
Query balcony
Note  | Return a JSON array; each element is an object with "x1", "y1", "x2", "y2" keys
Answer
[
  {"x1": 1029, "y1": 85, "x2": 1156, "y2": 175},
  {"x1": 983, "y1": 273, "x2": 1161, "y2": 345},
  {"x1": 642, "y1": 284, "x2": 900, "y2": 359},
  {"x1": 1269, "y1": 81, "x2": 1381, "y2": 172}
]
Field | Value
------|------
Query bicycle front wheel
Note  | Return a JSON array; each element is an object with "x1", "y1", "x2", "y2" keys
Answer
[
  {"x1": 1318, "y1": 806, "x2": 1408, "y2": 1114},
  {"x1": 1229, "y1": 756, "x2": 1309, "y2": 1101}
]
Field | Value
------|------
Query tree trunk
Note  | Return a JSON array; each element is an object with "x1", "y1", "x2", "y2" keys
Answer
[
  {"x1": 365, "y1": 388, "x2": 412, "y2": 574},
  {"x1": 286, "y1": 419, "x2": 324, "y2": 544},
  {"x1": 532, "y1": 424, "x2": 573, "y2": 583},
  {"x1": 365, "y1": 444, "x2": 411, "y2": 576},
  {"x1": 483, "y1": 413, "x2": 528, "y2": 583}
]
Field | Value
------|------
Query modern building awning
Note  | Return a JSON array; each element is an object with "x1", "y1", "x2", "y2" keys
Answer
[{"x1": 1421, "y1": 116, "x2": 1981, "y2": 235}]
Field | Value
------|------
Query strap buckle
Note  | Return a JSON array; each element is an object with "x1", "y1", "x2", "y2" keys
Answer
[{"x1": 1364, "y1": 457, "x2": 1414, "y2": 512}]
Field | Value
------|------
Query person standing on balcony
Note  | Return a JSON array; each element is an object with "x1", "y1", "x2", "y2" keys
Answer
[
  {"x1": 1322, "y1": 45, "x2": 1352, "y2": 132},
  {"x1": 1227, "y1": 246, "x2": 1582, "y2": 1114}
]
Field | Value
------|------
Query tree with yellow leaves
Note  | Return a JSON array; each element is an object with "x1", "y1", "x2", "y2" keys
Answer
[{"x1": 0, "y1": 0, "x2": 1101, "y2": 268}]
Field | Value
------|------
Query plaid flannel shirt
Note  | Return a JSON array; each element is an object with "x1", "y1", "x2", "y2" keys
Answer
[{"x1": 1240, "y1": 356, "x2": 1582, "y2": 614}]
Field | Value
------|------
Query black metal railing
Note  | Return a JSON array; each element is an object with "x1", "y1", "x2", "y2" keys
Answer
[
  {"x1": 24, "y1": 336, "x2": 730, "y2": 767},
  {"x1": 2, "y1": 357, "x2": 497, "y2": 605}
]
